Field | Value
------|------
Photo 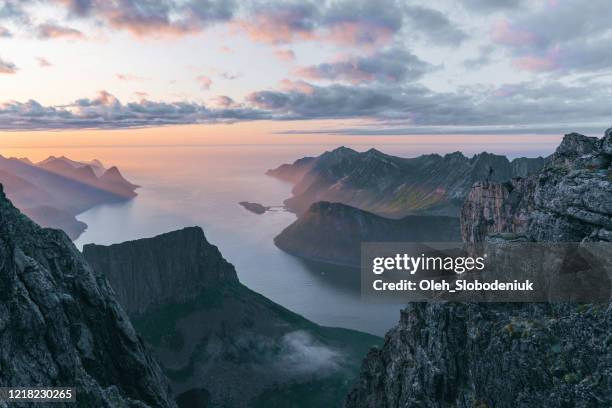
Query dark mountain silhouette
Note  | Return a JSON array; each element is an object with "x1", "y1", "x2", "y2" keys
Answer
[{"x1": 275, "y1": 201, "x2": 461, "y2": 267}]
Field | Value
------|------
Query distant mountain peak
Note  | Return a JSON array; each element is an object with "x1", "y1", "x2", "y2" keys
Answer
[{"x1": 327, "y1": 146, "x2": 358, "y2": 157}]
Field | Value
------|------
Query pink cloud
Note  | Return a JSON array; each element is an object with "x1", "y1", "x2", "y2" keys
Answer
[
  {"x1": 325, "y1": 21, "x2": 394, "y2": 47},
  {"x1": 490, "y1": 19, "x2": 535, "y2": 46},
  {"x1": 279, "y1": 79, "x2": 315, "y2": 94},
  {"x1": 37, "y1": 57, "x2": 52, "y2": 67},
  {"x1": 37, "y1": 23, "x2": 85, "y2": 40},
  {"x1": 274, "y1": 49, "x2": 296, "y2": 62},
  {"x1": 513, "y1": 55, "x2": 557, "y2": 72},
  {"x1": 211, "y1": 95, "x2": 235, "y2": 108},
  {"x1": 236, "y1": 18, "x2": 314, "y2": 44},
  {"x1": 0, "y1": 57, "x2": 17, "y2": 74},
  {"x1": 196, "y1": 75, "x2": 213, "y2": 90},
  {"x1": 0, "y1": 26, "x2": 11, "y2": 38},
  {"x1": 116, "y1": 73, "x2": 141, "y2": 81}
]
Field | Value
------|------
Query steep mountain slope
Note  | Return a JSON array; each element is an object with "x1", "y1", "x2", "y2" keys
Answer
[
  {"x1": 345, "y1": 130, "x2": 612, "y2": 408},
  {"x1": 83, "y1": 228, "x2": 381, "y2": 408},
  {"x1": 99, "y1": 166, "x2": 140, "y2": 197},
  {"x1": 0, "y1": 185, "x2": 175, "y2": 407},
  {"x1": 275, "y1": 201, "x2": 461, "y2": 267},
  {"x1": 267, "y1": 147, "x2": 545, "y2": 217}
]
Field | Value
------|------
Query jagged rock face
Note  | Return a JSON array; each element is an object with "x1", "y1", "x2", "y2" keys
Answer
[
  {"x1": 83, "y1": 227, "x2": 238, "y2": 318},
  {"x1": 460, "y1": 178, "x2": 534, "y2": 243},
  {"x1": 346, "y1": 302, "x2": 611, "y2": 408},
  {"x1": 275, "y1": 201, "x2": 461, "y2": 267},
  {"x1": 268, "y1": 147, "x2": 545, "y2": 218},
  {"x1": 0, "y1": 186, "x2": 175, "y2": 407},
  {"x1": 461, "y1": 130, "x2": 612, "y2": 243},
  {"x1": 528, "y1": 132, "x2": 612, "y2": 242},
  {"x1": 346, "y1": 130, "x2": 612, "y2": 408}
]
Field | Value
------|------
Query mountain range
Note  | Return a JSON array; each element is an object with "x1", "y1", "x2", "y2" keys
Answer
[
  {"x1": 83, "y1": 227, "x2": 380, "y2": 408},
  {"x1": 0, "y1": 155, "x2": 138, "y2": 239},
  {"x1": 267, "y1": 147, "x2": 545, "y2": 217}
]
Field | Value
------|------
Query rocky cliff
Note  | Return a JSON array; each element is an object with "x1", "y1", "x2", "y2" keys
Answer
[
  {"x1": 346, "y1": 302, "x2": 611, "y2": 408},
  {"x1": 0, "y1": 185, "x2": 175, "y2": 407},
  {"x1": 83, "y1": 228, "x2": 380, "y2": 408},
  {"x1": 268, "y1": 147, "x2": 545, "y2": 218},
  {"x1": 345, "y1": 130, "x2": 612, "y2": 408},
  {"x1": 83, "y1": 228, "x2": 238, "y2": 317},
  {"x1": 461, "y1": 131, "x2": 612, "y2": 243},
  {"x1": 275, "y1": 201, "x2": 461, "y2": 267}
]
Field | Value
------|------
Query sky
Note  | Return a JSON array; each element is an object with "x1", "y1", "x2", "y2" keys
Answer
[{"x1": 0, "y1": 0, "x2": 611, "y2": 144}]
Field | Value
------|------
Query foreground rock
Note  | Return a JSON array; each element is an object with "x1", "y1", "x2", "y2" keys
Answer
[
  {"x1": 346, "y1": 302, "x2": 610, "y2": 407},
  {"x1": 0, "y1": 185, "x2": 175, "y2": 407},
  {"x1": 84, "y1": 227, "x2": 380, "y2": 408},
  {"x1": 345, "y1": 130, "x2": 612, "y2": 408},
  {"x1": 275, "y1": 202, "x2": 461, "y2": 267}
]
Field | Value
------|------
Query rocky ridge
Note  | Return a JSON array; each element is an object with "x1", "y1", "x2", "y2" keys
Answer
[
  {"x1": 83, "y1": 227, "x2": 238, "y2": 318},
  {"x1": 0, "y1": 185, "x2": 175, "y2": 407},
  {"x1": 461, "y1": 131, "x2": 612, "y2": 243},
  {"x1": 268, "y1": 147, "x2": 545, "y2": 218},
  {"x1": 345, "y1": 130, "x2": 612, "y2": 408}
]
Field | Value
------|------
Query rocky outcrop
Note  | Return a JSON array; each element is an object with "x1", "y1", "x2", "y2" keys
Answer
[
  {"x1": 238, "y1": 201, "x2": 269, "y2": 214},
  {"x1": 83, "y1": 227, "x2": 238, "y2": 318},
  {"x1": 268, "y1": 147, "x2": 545, "y2": 218},
  {"x1": 460, "y1": 178, "x2": 534, "y2": 243},
  {"x1": 461, "y1": 130, "x2": 612, "y2": 243},
  {"x1": 0, "y1": 185, "x2": 175, "y2": 407},
  {"x1": 275, "y1": 201, "x2": 461, "y2": 267},
  {"x1": 346, "y1": 302, "x2": 611, "y2": 408},
  {"x1": 345, "y1": 130, "x2": 612, "y2": 408},
  {"x1": 83, "y1": 228, "x2": 380, "y2": 408}
]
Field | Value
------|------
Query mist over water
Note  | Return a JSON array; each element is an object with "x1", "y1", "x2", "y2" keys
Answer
[{"x1": 5, "y1": 141, "x2": 556, "y2": 336}]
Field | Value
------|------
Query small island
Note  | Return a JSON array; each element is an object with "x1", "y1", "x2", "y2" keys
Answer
[{"x1": 239, "y1": 201, "x2": 270, "y2": 214}]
